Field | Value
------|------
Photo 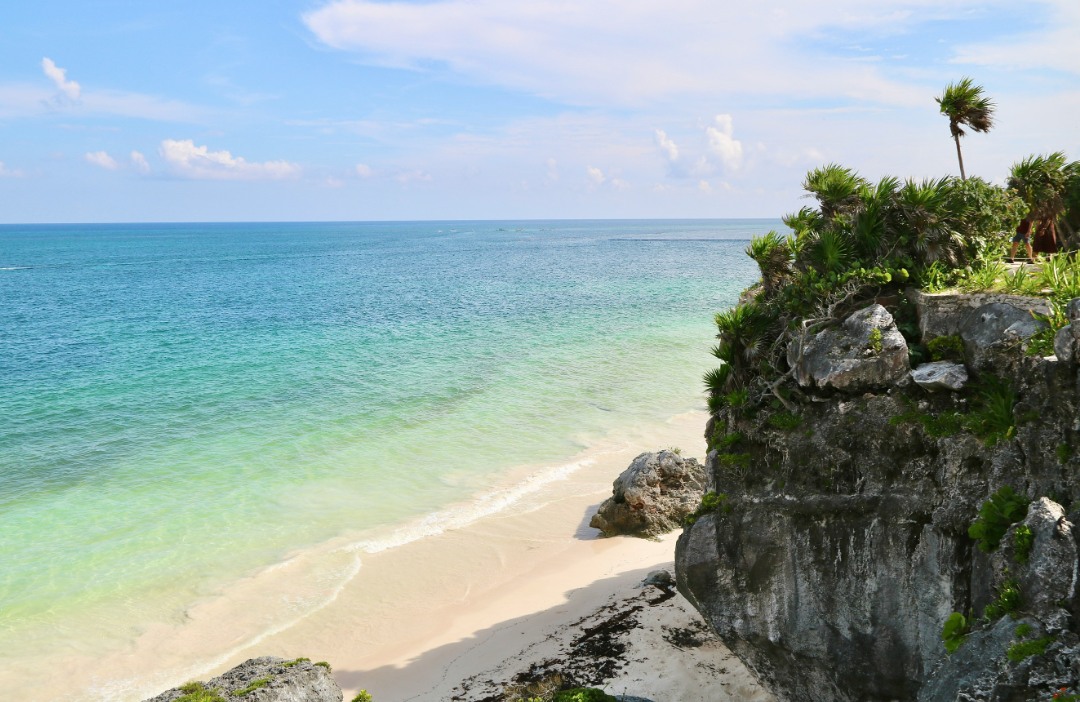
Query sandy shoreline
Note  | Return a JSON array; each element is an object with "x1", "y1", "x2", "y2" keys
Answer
[{"x1": 10, "y1": 409, "x2": 769, "y2": 701}]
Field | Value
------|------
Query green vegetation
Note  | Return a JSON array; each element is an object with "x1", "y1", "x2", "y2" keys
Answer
[
  {"x1": 231, "y1": 677, "x2": 272, "y2": 697},
  {"x1": 1058, "y1": 443, "x2": 1073, "y2": 464},
  {"x1": 969, "y1": 486, "x2": 1029, "y2": 552},
  {"x1": 927, "y1": 335, "x2": 964, "y2": 362},
  {"x1": 966, "y1": 376, "x2": 1017, "y2": 445},
  {"x1": 941, "y1": 612, "x2": 970, "y2": 654},
  {"x1": 767, "y1": 411, "x2": 802, "y2": 431},
  {"x1": 1014, "y1": 524, "x2": 1035, "y2": 564},
  {"x1": 351, "y1": 692, "x2": 374, "y2": 702},
  {"x1": 868, "y1": 327, "x2": 883, "y2": 354},
  {"x1": 936, "y1": 78, "x2": 995, "y2": 181},
  {"x1": 552, "y1": 689, "x2": 617, "y2": 702},
  {"x1": 1014, "y1": 622, "x2": 1034, "y2": 639},
  {"x1": 1006, "y1": 635, "x2": 1054, "y2": 663},
  {"x1": 176, "y1": 683, "x2": 227, "y2": 702},
  {"x1": 283, "y1": 657, "x2": 310, "y2": 668},
  {"x1": 314, "y1": 661, "x2": 331, "y2": 671},
  {"x1": 890, "y1": 407, "x2": 965, "y2": 438},
  {"x1": 685, "y1": 491, "x2": 732, "y2": 525},
  {"x1": 984, "y1": 579, "x2": 1023, "y2": 621}
]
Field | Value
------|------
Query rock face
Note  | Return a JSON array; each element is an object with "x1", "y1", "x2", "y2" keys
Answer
[
  {"x1": 677, "y1": 293, "x2": 1080, "y2": 701},
  {"x1": 959, "y1": 301, "x2": 1046, "y2": 370},
  {"x1": 145, "y1": 657, "x2": 342, "y2": 702},
  {"x1": 590, "y1": 450, "x2": 707, "y2": 538},
  {"x1": 911, "y1": 361, "x2": 968, "y2": 392},
  {"x1": 787, "y1": 304, "x2": 909, "y2": 392}
]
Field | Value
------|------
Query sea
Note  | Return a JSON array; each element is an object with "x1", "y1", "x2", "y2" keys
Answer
[{"x1": 0, "y1": 219, "x2": 770, "y2": 693}]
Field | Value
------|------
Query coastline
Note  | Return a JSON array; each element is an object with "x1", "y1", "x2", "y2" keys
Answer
[{"x1": 7, "y1": 407, "x2": 766, "y2": 701}]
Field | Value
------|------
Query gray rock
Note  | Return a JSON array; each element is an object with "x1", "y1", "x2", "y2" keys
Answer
[
  {"x1": 959, "y1": 301, "x2": 1046, "y2": 370},
  {"x1": 1069, "y1": 298, "x2": 1080, "y2": 323},
  {"x1": 1055, "y1": 324, "x2": 1075, "y2": 364},
  {"x1": 144, "y1": 657, "x2": 341, "y2": 702},
  {"x1": 590, "y1": 450, "x2": 706, "y2": 538},
  {"x1": 641, "y1": 569, "x2": 674, "y2": 589},
  {"x1": 908, "y1": 288, "x2": 1049, "y2": 340},
  {"x1": 788, "y1": 304, "x2": 909, "y2": 392},
  {"x1": 675, "y1": 290, "x2": 1080, "y2": 702},
  {"x1": 911, "y1": 361, "x2": 969, "y2": 392}
]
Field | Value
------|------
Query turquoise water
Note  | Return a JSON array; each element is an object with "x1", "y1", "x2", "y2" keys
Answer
[{"x1": 0, "y1": 220, "x2": 766, "y2": 658}]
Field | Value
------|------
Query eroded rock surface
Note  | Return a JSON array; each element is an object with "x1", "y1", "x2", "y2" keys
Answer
[
  {"x1": 788, "y1": 304, "x2": 909, "y2": 392},
  {"x1": 911, "y1": 360, "x2": 968, "y2": 392},
  {"x1": 145, "y1": 657, "x2": 341, "y2": 702},
  {"x1": 677, "y1": 292, "x2": 1080, "y2": 701},
  {"x1": 590, "y1": 450, "x2": 706, "y2": 538}
]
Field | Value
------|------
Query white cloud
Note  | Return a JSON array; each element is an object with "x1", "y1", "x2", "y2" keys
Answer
[
  {"x1": 0, "y1": 161, "x2": 24, "y2": 178},
  {"x1": 325, "y1": 176, "x2": 345, "y2": 188},
  {"x1": 355, "y1": 163, "x2": 373, "y2": 178},
  {"x1": 159, "y1": 139, "x2": 300, "y2": 180},
  {"x1": 586, "y1": 166, "x2": 606, "y2": 185},
  {"x1": 42, "y1": 58, "x2": 80, "y2": 101},
  {"x1": 85, "y1": 150, "x2": 119, "y2": 170},
  {"x1": 394, "y1": 169, "x2": 432, "y2": 184},
  {"x1": 706, "y1": 114, "x2": 744, "y2": 171},
  {"x1": 302, "y1": 0, "x2": 1013, "y2": 107},
  {"x1": 130, "y1": 150, "x2": 150, "y2": 174},
  {"x1": 655, "y1": 129, "x2": 679, "y2": 162},
  {"x1": 546, "y1": 157, "x2": 559, "y2": 181}
]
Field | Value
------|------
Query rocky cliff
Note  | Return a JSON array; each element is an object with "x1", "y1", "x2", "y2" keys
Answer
[{"x1": 675, "y1": 291, "x2": 1080, "y2": 701}]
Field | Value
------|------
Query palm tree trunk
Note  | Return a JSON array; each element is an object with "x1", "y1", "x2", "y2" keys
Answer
[{"x1": 953, "y1": 134, "x2": 966, "y2": 181}]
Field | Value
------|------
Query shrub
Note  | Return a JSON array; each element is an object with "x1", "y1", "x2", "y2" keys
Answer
[
  {"x1": 177, "y1": 683, "x2": 226, "y2": 702},
  {"x1": 1014, "y1": 622, "x2": 1033, "y2": 639},
  {"x1": 1013, "y1": 524, "x2": 1035, "y2": 563},
  {"x1": 984, "y1": 579, "x2": 1023, "y2": 621},
  {"x1": 969, "y1": 486, "x2": 1029, "y2": 552},
  {"x1": 965, "y1": 376, "x2": 1017, "y2": 445},
  {"x1": 767, "y1": 411, "x2": 802, "y2": 431},
  {"x1": 685, "y1": 491, "x2": 731, "y2": 525},
  {"x1": 1006, "y1": 635, "x2": 1054, "y2": 663},
  {"x1": 351, "y1": 692, "x2": 374, "y2": 702},
  {"x1": 868, "y1": 327, "x2": 883, "y2": 354},
  {"x1": 927, "y1": 335, "x2": 964, "y2": 362},
  {"x1": 941, "y1": 612, "x2": 969, "y2": 654}
]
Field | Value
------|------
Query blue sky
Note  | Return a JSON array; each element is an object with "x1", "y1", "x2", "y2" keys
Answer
[{"x1": 1, "y1": 0, "x2": 1078, "y2": 222}]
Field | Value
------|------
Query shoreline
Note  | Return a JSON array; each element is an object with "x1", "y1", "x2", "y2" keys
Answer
[{"x1": 3, "y1": 407, "x2": 766, "y2": 701}]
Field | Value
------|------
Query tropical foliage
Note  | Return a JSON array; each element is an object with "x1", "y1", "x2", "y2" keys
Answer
[{"x1": 936, "y1": 78, "x2": 995, "y2": 180}]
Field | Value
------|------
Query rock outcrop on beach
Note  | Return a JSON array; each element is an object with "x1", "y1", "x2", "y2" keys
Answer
[
  {"x1": 145, "y1": 657, "x2": 341, "y2": 702},
  {"x1": 676, "y1": 294, "x2": 1080, "y2": 701},
  {"x1": 590, "y1": 450, "x2": 707, "y2": 538}
]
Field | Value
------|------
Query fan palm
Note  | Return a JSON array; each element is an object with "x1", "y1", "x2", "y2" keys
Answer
[{"x1": 936, "y1": 78, "x2": 995, "y2": 181}]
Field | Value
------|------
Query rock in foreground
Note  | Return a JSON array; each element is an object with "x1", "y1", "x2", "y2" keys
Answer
[
  {"x1": 590, "y1": 450, "x2": 707, "y2": 538},
  {"x1": 145, "y1": 657, "x2": 341, "y2": 702}
]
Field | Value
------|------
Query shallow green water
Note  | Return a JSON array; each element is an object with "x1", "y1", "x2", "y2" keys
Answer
[{"x1": 0, "y1": 219, "x2": 767, "y2": 655}]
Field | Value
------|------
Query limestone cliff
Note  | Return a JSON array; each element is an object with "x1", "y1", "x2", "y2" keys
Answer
[{"x1": 675, "y1": 292, "x2": 1080, "y2": 701}]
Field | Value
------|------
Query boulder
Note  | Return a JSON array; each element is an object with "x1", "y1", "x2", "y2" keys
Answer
[
  {"x1": 144, "y1": 657, "x2": 341, "y2": 702},
  {"x1": 1053, "y1": 298, "x2": 1080, "y2": 364},
  {"x1": 911, "y1": 361, "x2": 969, "y2": 392},
  {"x1": 787, "y1": 304, "x2": 909, "y2": 392},
  {"x1": 590, "y1": 450, "x2": 706, "y2": 538},
  {"x1": 959, "y1": 302, "x2": 1046, "y2": 370}
]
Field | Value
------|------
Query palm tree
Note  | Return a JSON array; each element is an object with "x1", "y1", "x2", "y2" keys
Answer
[{"x1": 935, "y1": 78, "x2": 995, "y2": 181}]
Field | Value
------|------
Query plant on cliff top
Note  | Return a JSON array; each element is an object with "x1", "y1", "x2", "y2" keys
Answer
[
  {"x1": 351, "y1": 692, "x2": 374, "y2": 702},
  {"x1": 941, "y1": 611, "x2": 970, "y2": 654},
  {"x1": 936, "y1": 78, "x2": 995, "y2": 181},
  {"x1": 969, "y1": 486, "x2": 1029, "y2": 552},
  {"x1": 177, "y1": 682, "x2": 227, "y2": 702}
]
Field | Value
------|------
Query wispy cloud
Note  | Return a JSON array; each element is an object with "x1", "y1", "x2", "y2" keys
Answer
[
  {"x1": 706, "y1": 115, "x2": 744, "y2": 171},
  {"x1": 159, "y1": 139, "x2": 300, "y2": 180},
  {"x1": 130, "y1": 150, "x2": 151, "y2": 174},
  {"x1": 42, "y1": 58, "x2": 81, "y2": 101},
  {"x1": 302, "y1": 0, "x2": 1018, "y2": 107},
  {"x1": 85, "y1": 150, "x2": 119, "y2": 170},
  {"x1": 0, "y1": 161, "x2": 24, "y2": 178}
]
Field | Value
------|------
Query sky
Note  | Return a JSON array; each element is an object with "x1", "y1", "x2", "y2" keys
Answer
[{"x1": 1, "y1": 0, "x2": 1078, "y2": 223}]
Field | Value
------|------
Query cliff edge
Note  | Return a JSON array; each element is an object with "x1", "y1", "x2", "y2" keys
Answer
[{"x1": 675, "y1": 291, "x2": 1080, "y2": 701}]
